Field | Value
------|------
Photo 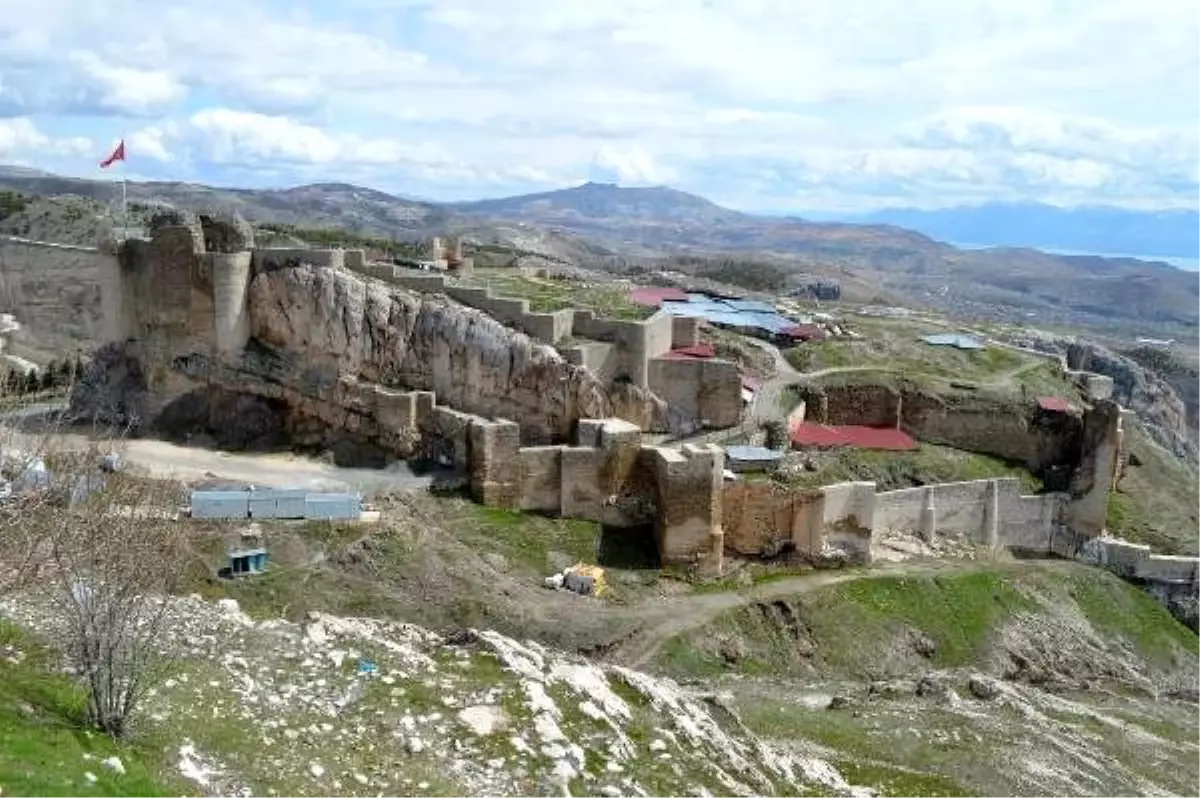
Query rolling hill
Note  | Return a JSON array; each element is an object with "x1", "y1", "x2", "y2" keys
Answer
[{"x1": 2, "y1": 169, "x2": 1196, "y2": 338}]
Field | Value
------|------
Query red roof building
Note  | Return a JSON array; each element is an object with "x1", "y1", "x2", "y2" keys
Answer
[
  {"x1": 789, "y1": 422, "x2": 918, "y2": 451},
  {"x1": 662, "y1": 343, "x2": 716, "y2": 359},
  {"x1": 1036, "y1": 397, "x2": 1072, "y2": 413},
  {"x1": 630, "y1": 286, "x2": 689, "y2": 308},
  {"x1": 780, "y1": 324, "x2": 827, "y2": 342}
]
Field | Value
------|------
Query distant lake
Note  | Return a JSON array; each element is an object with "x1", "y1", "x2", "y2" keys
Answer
[{"x1": 950, "y1": 242, "x2": 1199, "y2": 272}]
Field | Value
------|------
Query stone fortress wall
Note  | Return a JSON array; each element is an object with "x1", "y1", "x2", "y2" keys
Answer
[
  {"x1": 0, "y1": 235, "x2": 114, "y2": 350},
  {"x1": 8, "y1": 217, "x2": 1187, "y2": 625},
  {"x1": 348, "y1": 263, "x2": 741, "y2": 433}
]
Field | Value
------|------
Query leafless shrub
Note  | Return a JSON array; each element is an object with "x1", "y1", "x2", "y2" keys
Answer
[
  {"x1": 2, "y1": 371, "x2": 186, "y2": 738},
  {"x1": 40, "y1": 471, "x2": 187, "y2": 738}
]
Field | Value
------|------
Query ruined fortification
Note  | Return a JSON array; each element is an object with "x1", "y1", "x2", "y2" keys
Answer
[
  {"x1": 50, "y1": 215, "x2": 1195, "y2": 626},
  {"x1": 349, "y1": 266, "x2": 742, "y2": 433}
]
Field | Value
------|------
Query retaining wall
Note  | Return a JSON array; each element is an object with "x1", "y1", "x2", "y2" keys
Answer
[{"x1": 1080, "y1": 535, "x2": 1200, "y2": 597}]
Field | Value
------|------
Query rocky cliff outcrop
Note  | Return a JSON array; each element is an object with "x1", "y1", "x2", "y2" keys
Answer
[
  {"x1": 71, "y1": 262, "x2": 667, "y2": 461},
  {"x1": 1065, "y1": 341, "x2": 1197, "y2": 465},
  {"x1": 1001, "y1": 329, "x2": 1196, "y2": 467}
]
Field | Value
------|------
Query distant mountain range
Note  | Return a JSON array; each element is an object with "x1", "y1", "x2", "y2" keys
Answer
[
  {"x1": 840, "y1": 202, "x2": 1199, "y2": 261},
  {"x1": 1, "y1": 168, "x2": 1196, "y2": 338}
]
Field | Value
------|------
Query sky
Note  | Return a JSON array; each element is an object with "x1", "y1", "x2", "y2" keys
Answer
[{"x1": 0, "y1": 0, "x2": 1197, "y2": 213}]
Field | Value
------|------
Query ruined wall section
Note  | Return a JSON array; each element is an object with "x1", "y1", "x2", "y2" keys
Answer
[
  {"x1": 652, "y1": 444, "x2": 725, "y2": 570},
  {"x1": 0, "y1": 236, "x2": 113, "y2": 357},
  {"x1": 1066, "y1": 399, "x2": 1123, "y2": 538},
  {"x1": 1072, "y1": 534, "x2": 1200, "y2": 631},
  {"x1": 798, "y1": 382, "x2": 1085, "y2": 476},
  {"x1": 648, "y1": 357, "x2": 744, "y2": 433},
  {"x1": 722, "y1": 481, "x2": 824, "y2": 559}
]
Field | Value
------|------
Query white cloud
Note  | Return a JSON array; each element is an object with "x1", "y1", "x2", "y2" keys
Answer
[
  {"x1": 0, "y1": 0, "x2": 1195, "y2": 210},
  {"x1": 0, "y1": 117, "x2": 91, "y2": 159}
]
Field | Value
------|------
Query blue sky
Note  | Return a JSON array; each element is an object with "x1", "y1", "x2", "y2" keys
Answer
[{"x1": 0, "y1": 0, "x2": 1197, "y2": 213}]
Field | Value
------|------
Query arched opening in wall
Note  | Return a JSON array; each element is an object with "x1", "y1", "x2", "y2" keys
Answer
[{"x1": 597, "y1": 523, "x2": 660, "y2": 570}]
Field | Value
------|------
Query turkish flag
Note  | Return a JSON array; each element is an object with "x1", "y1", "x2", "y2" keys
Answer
[{"x1": 100, "y1": 140, "x2": 126, "y2": 169}]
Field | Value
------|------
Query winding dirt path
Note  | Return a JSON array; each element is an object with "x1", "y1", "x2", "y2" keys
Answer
[
  {"x1": 604, "y1": 558, "x2": 977, "y2": 669},
  {"x1": 742, "y1": 337, "x2": 1053, "y2": 426}
]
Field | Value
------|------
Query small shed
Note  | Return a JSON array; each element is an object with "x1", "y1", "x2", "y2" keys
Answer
[
  {"x1": 229, "y1": 547, "x2": 269, "y2": 576},
  {"x1": 304, "y1": 493, "x2": 363, "y2": 520},
  {"x1": 191, "y1": 490, "x2": 250, "y2": 519},
  {"x1": 724, "y1": 445, "x2": 784, "y2": 473}
]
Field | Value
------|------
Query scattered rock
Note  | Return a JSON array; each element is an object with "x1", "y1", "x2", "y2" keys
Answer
[
  {"x1": 915, "y1": 674, "x2": 946, "y2": 698},
  {"x1": 84, "y1": 772, "x2": 98, "y2": 784},
  {"x1": 968, "y1": 675, "x2": 1002, "y2": 700},
  {"x1": 445, "y1": 629, "x2": 478, "y2": 647},
  {"x1": 407, "y1": 737, "x2": 426, "y2": 755},
  {"x1": 101, "y1": 756, "x2": 125, "y2": 776},
  {"x1": 483, "y1": 552, "x2": 508, "y2": 572},
  {"x1": 717, "y1": 637, "x2": 745, "y2": 665},
  {"x1": 459, "y1": 705, "x2": 508, "y2": 736},
  {"x1": 309, "y1": 762, "x2": 325, "y2": 779},
  {"x1": 826, "y1": 695, "x2": 855, "y2": 711},
  {"x1": 910, "y1": 632, "x2": 938, "y2": 658},
  {"x1": 867, "y1": 680, "x2": 915, "y2": 699}
]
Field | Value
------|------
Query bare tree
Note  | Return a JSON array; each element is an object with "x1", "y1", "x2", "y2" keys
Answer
[{"x1": 37, "y1": 468, "x2": 187, "y2": 738}]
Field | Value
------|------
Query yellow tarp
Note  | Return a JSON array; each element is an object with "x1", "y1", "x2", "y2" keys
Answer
[{"x1": 567, "y1": 562, "x2": 607, "y2": 597}]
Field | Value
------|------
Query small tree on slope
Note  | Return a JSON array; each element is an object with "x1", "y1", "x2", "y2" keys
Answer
[{"x1": 40, "y1": 472, "x2": 187, "y2": 738}]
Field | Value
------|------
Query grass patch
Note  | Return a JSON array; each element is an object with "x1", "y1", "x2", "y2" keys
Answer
[
  {"x1": 1105, "y1": 422, "x2": 1199, "y2": 555},
  {"x1": 776, "y1": 442, "x2": 1043, "y2": 493},
  {"x1": 1066, "y1": 571, "x2": 1199, "y2": 667},
  {"x1": 830, "y1": 571, "x2": 1039, "y2": 667},
  {"x1": 739, "y1": 700, "x2": 982, "y2": 796},
  {"x1": 0, "y1": 622, "x2": 173, "y2": 797},
  {"x1": 456, "y1": 504, "x2": 600, "y2": 575},
  {"x1": 466, "y1": 270, "x2": 653, "y2": 321},
  {"x1": 836, "y1": 760, "x2": 976, "y2": 797},
  {"x1": 663, "y1": 567, "x2": 1040, "y2": 679}
]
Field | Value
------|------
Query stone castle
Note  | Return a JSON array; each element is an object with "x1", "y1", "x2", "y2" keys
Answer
[{"x1": 2, "y1": 212, "x2": 1191, "y2": 626}]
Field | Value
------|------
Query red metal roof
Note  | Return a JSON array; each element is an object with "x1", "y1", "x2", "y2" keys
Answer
[
  {"x1": 1036, "y1": 397, "x2": 1072, "y2": 413},
  {"x1": 630, "y1": 286, "x2": 689, "y2": 307},
  {"x1": 789, "y1": 422, "x2": 918, "y2": 451},
  {"x1": 781, "y1": 323, "x2": 827, "y2": 341},
  {"x1": 669, "y1": 343, "x2": 716, "y2": 359}
]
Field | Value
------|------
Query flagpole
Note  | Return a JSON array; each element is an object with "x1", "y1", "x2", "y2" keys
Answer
[
  {"x1": 121, "y1": 172, "x2": 127, "y2": 243},
  {"x1": 120, "y1": 131, "x2": 127, "y2": 243}
]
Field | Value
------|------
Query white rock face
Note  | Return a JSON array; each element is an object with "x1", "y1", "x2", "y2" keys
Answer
[{"x1": 0, "y1": 590, "x2": 859, "y2": 797}]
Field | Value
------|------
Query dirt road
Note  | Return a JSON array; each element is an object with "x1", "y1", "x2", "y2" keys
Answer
[{"x1": 4, "y1": 424, "x2": 435, "y2": 495}]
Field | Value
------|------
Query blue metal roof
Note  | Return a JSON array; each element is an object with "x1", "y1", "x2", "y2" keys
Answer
[
  {"x1": 922, "y1": 333, "x2": 985, "y2": 350},
  {"x1": 725, "y1": 445, "x2": 784, "y2": 462},
  {"x1": 660, "y1": 295, "x2": 796, "y2": 335}
]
